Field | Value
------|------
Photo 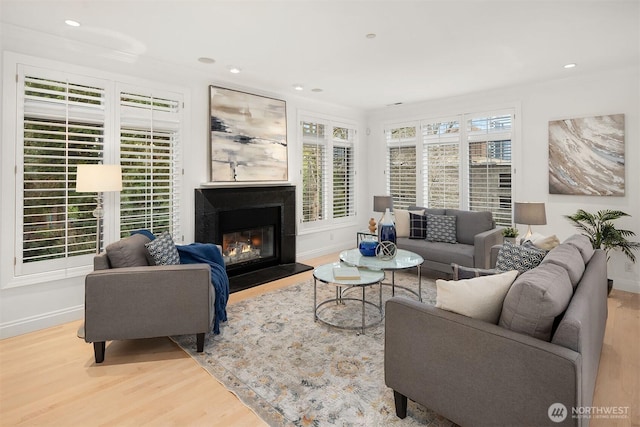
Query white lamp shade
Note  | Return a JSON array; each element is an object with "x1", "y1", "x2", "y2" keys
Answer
[{"x1": 76, "y1": 164, "x2": 123, "y2": 192}]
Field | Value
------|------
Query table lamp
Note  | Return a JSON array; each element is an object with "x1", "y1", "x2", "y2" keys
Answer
[
  {"x1": 373, "y1": 195, "x2": 393, "y2": 240},
  {"x1": 76, "y1": 164, "x2": 123, "y2": 254},
  {"x1": 514, "y1": 202, "x2": 546, "y2": 239}
]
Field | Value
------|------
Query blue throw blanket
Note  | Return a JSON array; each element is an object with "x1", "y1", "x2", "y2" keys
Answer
[
  {"x1": 177, "y1": 243, "x2": 229, "y2": 334},
  {"x1": 131, "y1": 230, "x2": 229, "y2": 334}
]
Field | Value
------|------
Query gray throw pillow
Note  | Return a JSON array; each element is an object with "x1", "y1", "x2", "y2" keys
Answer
[
  {"x1": 495, "y1": 241, "x2": 546, "y2": 274},
  {"x1": 105, "y1": 233, "x2": 151, "y2": 268},
  {"x1": 426, "y1": 214, "x2": 457, "y2": 244},
  {"x1": 499, "y1": 263, "x2": 573, "y2": 341},
  {"x1": 145, "y1": 231, "x2": 180, "y2": 265}
]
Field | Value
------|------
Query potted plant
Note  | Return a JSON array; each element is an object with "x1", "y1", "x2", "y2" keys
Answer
[
  {"x1": 565, "y1": 209, "x2": 640, "y2": 294},
  {"x1": 502, "y1": 227, "x2": 519, "y2": 244}
]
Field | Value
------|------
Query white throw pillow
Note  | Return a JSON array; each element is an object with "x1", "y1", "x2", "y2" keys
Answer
[
  {"x1": 532, "y1": 234, "x2": 560, "y2": 251},
  {"x1": 435, "y1": 270, "x2": 518, "y2": 324},
  {"x1": 394, "y1": 208, "x2": 424, "y2": 238}
]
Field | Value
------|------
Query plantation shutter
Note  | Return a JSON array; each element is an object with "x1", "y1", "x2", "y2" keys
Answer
[
  {"x1": 386, "y1": 126, "x2": 417, "y2": 210},
  {"x1": 332, "y1": 126, "x2": 355, "y2": 219},
  {"x1": 422, "y1": 120, "x2": 460, "y2": 209},
  {"x1": 20, "y1": 71, "x2": 106, "y2": 270},
  {"x1": 301, "y1": 121, "x2": 327, "y2": 222},
  {"x1": 119, "y1": 91, "x2": 182, "y2": 239},
  {"x1": 467, "y1": 113, "x2": 513, "y2": 226}
]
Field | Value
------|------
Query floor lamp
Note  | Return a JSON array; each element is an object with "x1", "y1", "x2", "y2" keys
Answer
[{"x1": 76, "y1": 164, "x2": 123, "y2": 254}]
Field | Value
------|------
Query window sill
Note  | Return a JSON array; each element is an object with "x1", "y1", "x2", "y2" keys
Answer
[{"x1": 3, "y1": 265, "x2": 92, "y2": 289}]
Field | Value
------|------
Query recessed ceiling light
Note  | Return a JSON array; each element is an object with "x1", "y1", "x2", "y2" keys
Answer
[
  {"x1": 228, "y1": 66, "x2": 241, "y2": 74},
  {"x1": 65, "y1": 19, "x2": 81, "y2": 27},
  {"x1": 198, "y1": 57, "x2": 215, "y2": 64},
  {"x1": 564, "y1": 63, "x2": 577, "y2": 69},
  {"x1": 293, "y1": 84, "x2": 304, "y2": 91},
  {"x1": 366, "y1": 33, "x2": 376, "y2": 39},
  {"x1": 311, "y1": 88, "x2": 323, "y2": 93}
]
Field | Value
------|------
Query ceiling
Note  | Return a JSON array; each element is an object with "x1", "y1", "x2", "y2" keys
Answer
[{"x1": 2, "y1": 0, "x2": 638, "y2": 110}]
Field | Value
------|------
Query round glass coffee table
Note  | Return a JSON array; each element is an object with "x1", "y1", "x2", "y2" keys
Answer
[
  {"x1": 339, "y1": 248, "x2": 425, "y2": 301},
  {"x1": 313, "y1": 262, "x2": 385, "y2": 334}
]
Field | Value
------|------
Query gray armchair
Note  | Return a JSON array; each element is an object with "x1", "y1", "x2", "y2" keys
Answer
[{"x1": 82, "y1": 233, "x2": 215, "y2": 363}]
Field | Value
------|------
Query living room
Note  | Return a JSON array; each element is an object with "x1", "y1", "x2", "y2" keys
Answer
[{"x1": 1, "y1": 1, "x2": 638, "y2": 425}]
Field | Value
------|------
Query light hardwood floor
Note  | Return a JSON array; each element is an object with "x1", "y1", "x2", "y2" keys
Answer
[{"x1": 1, "y1": 252, "x2": 638, "y2": 426}]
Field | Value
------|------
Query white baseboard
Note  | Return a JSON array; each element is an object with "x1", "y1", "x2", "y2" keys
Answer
[
  {"x1": 611, "y1": 278, "x2": 640, "y2": 294},
  {"x1": 297, "y1": 242, "x2": 351, "y2": 262},
  {"x1": 0, "y1": 305, "x2": 84, "y2": 339}
]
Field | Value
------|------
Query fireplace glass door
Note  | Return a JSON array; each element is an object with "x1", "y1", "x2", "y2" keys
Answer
[{"x1": 222, "y1": 225, "x2": 275, "y2": 266}]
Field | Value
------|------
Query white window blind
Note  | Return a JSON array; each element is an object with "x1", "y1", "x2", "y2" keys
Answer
[
  {"x1": 386, "y1": 126, "x2": 417, "y2": 210},
  {"x1": 422, "y1": 120, "x2": 460, "y2": 209},
  {"x1": 20, "y1": 73, "x2": 106, "y2": 269},
  {"x1": 301, "y1": 121, "x2": 327, "y2": 223},
  {"x1": 119, "y1": 91, "x2": 182, "y2": 238},
  {"x1": 332, "y1": 126, "x2": 355, "y2": 219},
  {"x1": 467, "y1": 114, "x2": 513, "y2": 226}
]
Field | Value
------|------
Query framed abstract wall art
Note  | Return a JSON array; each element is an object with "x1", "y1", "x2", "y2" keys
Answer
[
  {"x1": 209, "y1": 86, "x2": 288, "y2": 182},
  {"x1": 548, "y1": 114, "x2": 625, "y2": 196}
]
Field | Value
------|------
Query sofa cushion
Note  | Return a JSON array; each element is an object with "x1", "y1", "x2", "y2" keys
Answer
[
  {"x1": 145, "y1": 231, "x2": 180, "y2": 265},
  {"x1": 445, "y1": 209, "x2": 494, "y2": 245},
  {"x1": 563, "y1": 234, "x2": 595, "y2": 263},
  {"x1": 409, "y1": 213, "x2": 427, "y2": 239},
  {"x1": 452, "y1": 264, "x2": 497, "y2": 280},
  {"x1": 540, "y1": 243, "x2": 585, "y2": 289},
  {"x1": 426, "y1": 214, "x2": 457, "y2": 243},
  {"x1": 499, "y1": 263, "x2": 574, "y2": 341},
  {"x1": 495, "y1": 241, "x2": 546, "y2": 274},
  {"x1": 408, "y1": 206, "x2": 446, "y2": 216},
  {"x1": 436, "y1": 270, "x2": 518, "y2": 323},
  {"x1": 395, "y1": 208, "x2": 425, "y2": 237},
  {"x1": 105, "y1": 233, "x2": 151, "y2": 268},
  {"x1": 396, "y1": 238, "x2": 474, "y2": 266}
]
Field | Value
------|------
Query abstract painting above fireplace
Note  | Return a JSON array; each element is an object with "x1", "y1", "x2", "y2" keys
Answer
[{"x1": 195, "y1": 185, "x2": 312, "y2": 292}]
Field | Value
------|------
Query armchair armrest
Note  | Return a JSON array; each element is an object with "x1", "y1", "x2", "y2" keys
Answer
[
  {"x1": 84, "y1": 264, "x2": 213, "y2": 343},
  {"x1": 385, "y1": 297, "x2": 581, "y2": 427},
  {"x1": 473, "y1": 227, "x2": 505, "y2": 268}
]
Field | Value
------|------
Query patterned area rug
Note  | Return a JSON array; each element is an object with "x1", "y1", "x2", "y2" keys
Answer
[{"x1": 172, "y1": 269, "x2": 455, "y2": 426}]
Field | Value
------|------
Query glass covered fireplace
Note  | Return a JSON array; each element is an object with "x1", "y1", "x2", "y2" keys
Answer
[{"x1": 222, "y1": 225, "x2": 275, "y2": 267}]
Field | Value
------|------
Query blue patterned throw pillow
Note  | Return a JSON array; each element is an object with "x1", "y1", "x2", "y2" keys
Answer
[
  {"x1": 495, "y1": 240, "x2": 546, "y2": 274},
  {"x1": 409, "y1": 213, "x2": 427, "y2": 239},
  {"x1": 145, "y1": 231, "x2": 180, "y2": 265},
  {"x1": 426, "y1": 214, "x2": 457, "y2": 244}
]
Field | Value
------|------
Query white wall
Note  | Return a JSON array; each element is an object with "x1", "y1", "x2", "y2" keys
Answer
[
  {"x1": 366, "y1": 65, "x2": 640, "y2": 293},
  {"x1": 0, "y1": 25, "x2": 367, "y2": 338}
]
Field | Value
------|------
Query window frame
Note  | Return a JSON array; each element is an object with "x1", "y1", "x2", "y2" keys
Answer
[
  {"x1": 298, "y1": 113, "x2": 358, "y2": 233},
  {"x1": 2, "y1": 54, "x2": 185, "y2": 289}
]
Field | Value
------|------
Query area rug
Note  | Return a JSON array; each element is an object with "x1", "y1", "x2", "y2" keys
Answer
[{"x1": 172, "y1": 270, "x2": 455, "y2": 426}]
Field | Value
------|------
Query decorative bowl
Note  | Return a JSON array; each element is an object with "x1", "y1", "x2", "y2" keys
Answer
[{"x1": 358, "y1": 240, "x2": 378, "y2": 257}]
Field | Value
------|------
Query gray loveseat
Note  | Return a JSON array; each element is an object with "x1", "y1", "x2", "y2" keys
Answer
[
  {"x1": 385, "y1": 234, "x2": 608, "y2": 426},
  {"x1": 83, "y1": 233, "x2": 215, "y2": 363},
  {"x1": 396, "y1": 208, "x2": 504, "y2": 274}
]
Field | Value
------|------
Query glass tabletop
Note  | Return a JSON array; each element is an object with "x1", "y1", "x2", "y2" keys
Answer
[
  {"x1": 313, "y1": 262, "x2": 385, "y2": 285},
  {"x1": 339, "y1": 248, "x2": 424, "y2": 270}
]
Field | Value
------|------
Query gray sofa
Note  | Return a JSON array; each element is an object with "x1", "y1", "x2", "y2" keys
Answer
[
  {"x1": 396, "y1": 208, "x2": 504, "y2": 274},
  {"x1": 83, "y1": 233, "x2": 215, "y2": 363},
  {"x1": 385, "y1": 235, "x2": 608, "y2": 426}
]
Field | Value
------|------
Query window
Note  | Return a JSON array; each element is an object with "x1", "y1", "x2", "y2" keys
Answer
[
  {"x1": 13, "y1": 64, "x2": 183, "y2": 279},
  {"x1": 332, "y1": 126, "x2": 355, "y2": 219},
  {"x1": 422, "y1": 120, "x2": 460, "y2": 209},
  {"x1": 301, "y1": 121, "x2": 327, "y2": 223},
  {"x1": 467, "y1": 114, "x2": 512, "y2": 226},
  {"x1": 300, "y1": 118, "x2": 357, "y2": 226},
  {"x1": 385, "y1": 126, "x2": 417, "y2": 210},
  {"x1": 119, "y1": 91, "x2": 182, "y2": 238},
  {"x1": 385, "y1": 111, "x2": 513, "y2": 224}
]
